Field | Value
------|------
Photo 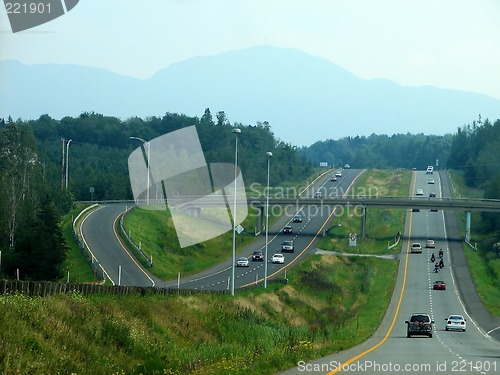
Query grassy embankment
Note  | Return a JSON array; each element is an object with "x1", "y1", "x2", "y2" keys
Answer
[
  {"x1": 448, "y1": 170, "x2": 500, "y2": 316},
  {"x1": 318, "y1": 169, "x2": 411, "y2": 254},
  {"x1": 0, "y1": 169, "x2": 403, "y2": 374},
  {"x1": 120, "y1": 169, "x2": 332, "y2": 280},
  {"x1": 60, "y1": 204, "x2": 96, "y2": 283}
]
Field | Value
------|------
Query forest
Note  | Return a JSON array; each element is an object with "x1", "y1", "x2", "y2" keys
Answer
[{"x1": 0, "y1": 111, "x2": 498, "y2": 281}]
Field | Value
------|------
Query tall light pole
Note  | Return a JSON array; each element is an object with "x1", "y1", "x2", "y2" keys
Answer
[
  {"x1": 65, "y1": 139, "x2": 72, "y2": 189},
  {"x1": 231, "y1": 128, "x2": 241, "y2": 296},
  {"x1": 264, "y1": 151, "x2": 272, "y2": 288},
  {"x1": 130, "y1": 136, "x2": 150, "y2": 205}
]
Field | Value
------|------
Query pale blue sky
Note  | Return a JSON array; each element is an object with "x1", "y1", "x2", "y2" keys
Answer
[{"x1": 1, "y1": 0, "x2": 500, "y2": 99}]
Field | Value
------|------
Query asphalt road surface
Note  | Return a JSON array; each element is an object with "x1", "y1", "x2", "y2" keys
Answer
[{"x1": 278, "y1": 170, "x2": 500, "y2": 375}]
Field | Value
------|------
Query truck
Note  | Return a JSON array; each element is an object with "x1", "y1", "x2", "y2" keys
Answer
[{"x1": 405, "y1": 313, "x2": 434, "y2": 338}]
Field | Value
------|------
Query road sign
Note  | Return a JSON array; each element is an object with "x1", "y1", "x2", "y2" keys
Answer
[{"x1": 349, "y1": 233, "x2": 357, "y2": 247}]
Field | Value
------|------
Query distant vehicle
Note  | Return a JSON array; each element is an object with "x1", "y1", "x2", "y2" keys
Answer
[
  {"x1": 433, "y1": 281, "x2": 446, "y2": 290},
  {"x1": 236, "y1": 257, "x2": 249, "y2": 267},
  {"x1": 429, "y1": 192, "x2": 436, "y2": 197},
  {"x1": 430, "y1": 208, "x2": 438, "y2": 212},
  {"x1": 416, "y1": 189, "x2": 424, "y2": 196},
  {"x1": 271, "y1": 253, "x2": 285, "y2": 264},
  {"x1": 330, "y1": 176, "x2": 337, "y2": 181},
  {"x1": 251, "y1": 251, "x2": 264, "y2": 261},
  {"x1": 335, "y1": 171, "x2": 342, "y2": 177},
  {"x1": 428, "y1": 178, "x2": 435, "y2": 184},
  {"x1": 411, "y1": 243, "x2": 423, "y2": 253},
  {"x1": 314, "y1": 191, "x2": 322, "y2": 198},
  {"x1": 283, "y1": 225, "x2": 293, "y2": 234},
  {"x1": 445, "y1": 315, "x2": 466, "y2": 332},
  {"x1": 344, "y1": 164, "x2": 350, "y2": 169},
  {"x1": 412, "y1": 208, "x2": 420, "y2": 212},
  {"x1": 281, "y1": 240, "x2": 294, "y2": 252},
  {"x1": 426, "y1": 240, "x2": 435, "y2": 248},
  {"x1": 412, "y1": 167, "x2": 417, "y2": 171},
  {"x1": 405, "y1": 313, "x2": 434, "y2": 338},
  {"x1": 426, "y1": 166, "x2": 434, "y2": 174},
  {"x1": 293, "y1": 214, "x2": 303, "y2": 223}
]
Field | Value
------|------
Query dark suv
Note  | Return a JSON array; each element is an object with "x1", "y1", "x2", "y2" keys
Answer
[
  {"x1": 405, "y1": 313, "x2": 434, "y2": 338},
  {"x1": 251, "y1": 251, "x2": 264, "y2": 261}
]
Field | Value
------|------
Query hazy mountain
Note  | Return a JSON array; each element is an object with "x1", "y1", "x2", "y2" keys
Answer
[{"x1": 2, "y1": 46, "x2": 500, "y2": 146}]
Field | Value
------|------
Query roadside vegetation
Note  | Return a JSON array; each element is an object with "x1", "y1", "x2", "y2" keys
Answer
[
  {"x1": 121, "y1": 169, "x2": 330, "y2": 280},
  {"x1": 0, "y1": 254, "x2": 397, "y2": 375},
  {"x1": 448, "y1": 170, "x2": 500, "y2": 316},
  {"x1": 317, "y1": 169, "x2": 411, "y2": 255}
]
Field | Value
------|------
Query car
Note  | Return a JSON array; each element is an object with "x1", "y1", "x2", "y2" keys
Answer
[
  {"x1": 236, "y1": 257, "x2": 249, "y2": 267},
  {"x1": 335, "y1": 171, "x2": 342, "y2": 177},
  {"x1": 410, "y1": 243, "x2": 422, "y2": 253},
  {"x1": 314, "y1": 191, "x2": 322, "y2": 198},
  {"x1": 293, "y1": 214, "x2": 303, "y2": 223},
  {"x1": 412, "y1": 208, "x2": 420, "y2": 212},
  {"x1": 416, "y1": 189, "x2": 424, "y2": 196},
  {"x1": 281, "y1": 240, "x2": 294, "y2": 252},
  {"x1": 405, "y1": 313, "x2": 434, "y2": 338},
  {"x1": 428, "y1": 178, "x2": 435, "y2": 184},
  {"x1": 430, "y1": 208, "x2": 438, "y2": 212},
  {"x1": 271, "y1": 253, "x2": 285, "y2": 264},
  {"x1": 283, "y1": 225, "x2": 293, "y2": 234},
  {"x1": 251, "y1": 251, "x2": 264, "y2": 261},
  {"x1": 445, "y1": 315, "x2": 466, "y2": 332},
  {"x1": 426, "y1": 240, "x2": 436, "y2": 248},
  {"x1": 433, "y1": 280, "x2": 446, "y2": 290},
  {"x1": 330, "y1": 176, "x2": 337, "y2": 181},
  {"x1": 426, "y1": 166, "x2": 434, "y2": 174},
  {"x1": 429, "y1": 192, "x2": 436, "y2": 198},
  {"x1": 344, "y1": 164, "x2": 350, "y2": 169}
]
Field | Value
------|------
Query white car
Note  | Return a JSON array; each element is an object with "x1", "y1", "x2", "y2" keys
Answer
[
  {"x1": 410, "y1": 243, "x2": 422, "y2": 253},
  {"x1": 445, "y1": 315, "x2": 466, "y2": 332},
  {"x1": 416, "y1": 189, "x2": 424, "y2": 196},
  {"x1": 271, "y1": 254, "x2": 285, "y2": 264},
  {"x1": 428, "y1": 178, "x2": 435, "y2": 184},
  {"x1": 335, "y1": 171, "x2": 342, "y2": 177},
  {"x1": 236, "y1": 257, "x2": 249, "y2": 267}
]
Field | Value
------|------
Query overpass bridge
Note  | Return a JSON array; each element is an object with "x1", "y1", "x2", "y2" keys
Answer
[{"x1": 168, "y1": 195, "x2": 500, "y2": 239}]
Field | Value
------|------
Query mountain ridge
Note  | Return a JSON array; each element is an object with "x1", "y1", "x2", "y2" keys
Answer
[{"x1": 1, "y1": 45, "x2": 499, "y2": 146}]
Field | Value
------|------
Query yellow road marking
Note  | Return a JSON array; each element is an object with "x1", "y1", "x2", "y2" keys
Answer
[
  {"x1": 112, "y1": 209, "x2": 156, "y2": 286},
  {"x1": 325, "y1": 169, "x2": 418, "y2": 374},
  {"x1": 241, "y1": 169, "x2": 366, "y2": 288}
]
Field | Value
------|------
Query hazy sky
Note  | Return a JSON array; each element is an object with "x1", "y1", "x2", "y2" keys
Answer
[{"x1": 2, "y1": 0, "x2": 500, "y2": 100}]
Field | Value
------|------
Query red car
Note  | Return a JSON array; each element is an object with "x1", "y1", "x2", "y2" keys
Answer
[{"x1": 433, "y1": 281, "x2": 446, "y2": 290}]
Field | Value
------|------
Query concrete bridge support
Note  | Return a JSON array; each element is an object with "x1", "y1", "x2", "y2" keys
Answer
[
  {"x1": 255, "y1": 206, "x2": 265, "y2": 235},
  {"x1": 361, "y1": 206, "x2": 367, "y2": 238},
  {"x1": 465, "y1": 210, "x2": 471, "y2": 242}
]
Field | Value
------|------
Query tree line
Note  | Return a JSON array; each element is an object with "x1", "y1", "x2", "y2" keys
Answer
[
  {"x1": 0, "y1": 110, "x2": 313, "y2": 281},
  {"x1": 302, "y1": 132, "x2": 453, "y2": 170}
]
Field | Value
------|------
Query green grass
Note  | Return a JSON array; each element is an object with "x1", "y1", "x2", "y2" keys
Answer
[
  {"x1": 0, "y1": 253, "x2": 397, "y2": 375},
  {"x1": 448, "y1": 170, "x2": 500, "y2": 316},
  {"x1": 120, "y1": 168, "x2": 333, "y2": 280},
  {"x1": 59, "y1": 204, "x2": 96, "y2": 283},
  {"x1": 318, "y1": 169, "x2": 410, "y2": 254}
]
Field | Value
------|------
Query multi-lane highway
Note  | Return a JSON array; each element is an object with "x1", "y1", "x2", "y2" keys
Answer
[
  {"x1": 279, "y1": 170, "x2": 500, "y2": 375},
  {"x1": 80, "y1": 168, "x2": 364, "y2": 290}
]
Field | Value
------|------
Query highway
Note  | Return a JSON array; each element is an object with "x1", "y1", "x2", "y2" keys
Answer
[
  {"x1": 80, "y1": 168, "x2": 364, "y2": 289},
  {"x1": 279, "y1": 171, "x2": 500, "y2": 375}
]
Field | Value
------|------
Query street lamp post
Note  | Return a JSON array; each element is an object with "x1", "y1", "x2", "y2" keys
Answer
[
  {"x1": 130, "y1": 136, "x2": 150, "y2": 205},
  {"x1": 231, "y1": 128, "x2": 241, "y2": 296},
  {"x1": 65, "y1": 139, "x2": 72, "y2": 189},
  {"x1": 264, "y1": 151, "x2": 272, "y2": 288}
]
